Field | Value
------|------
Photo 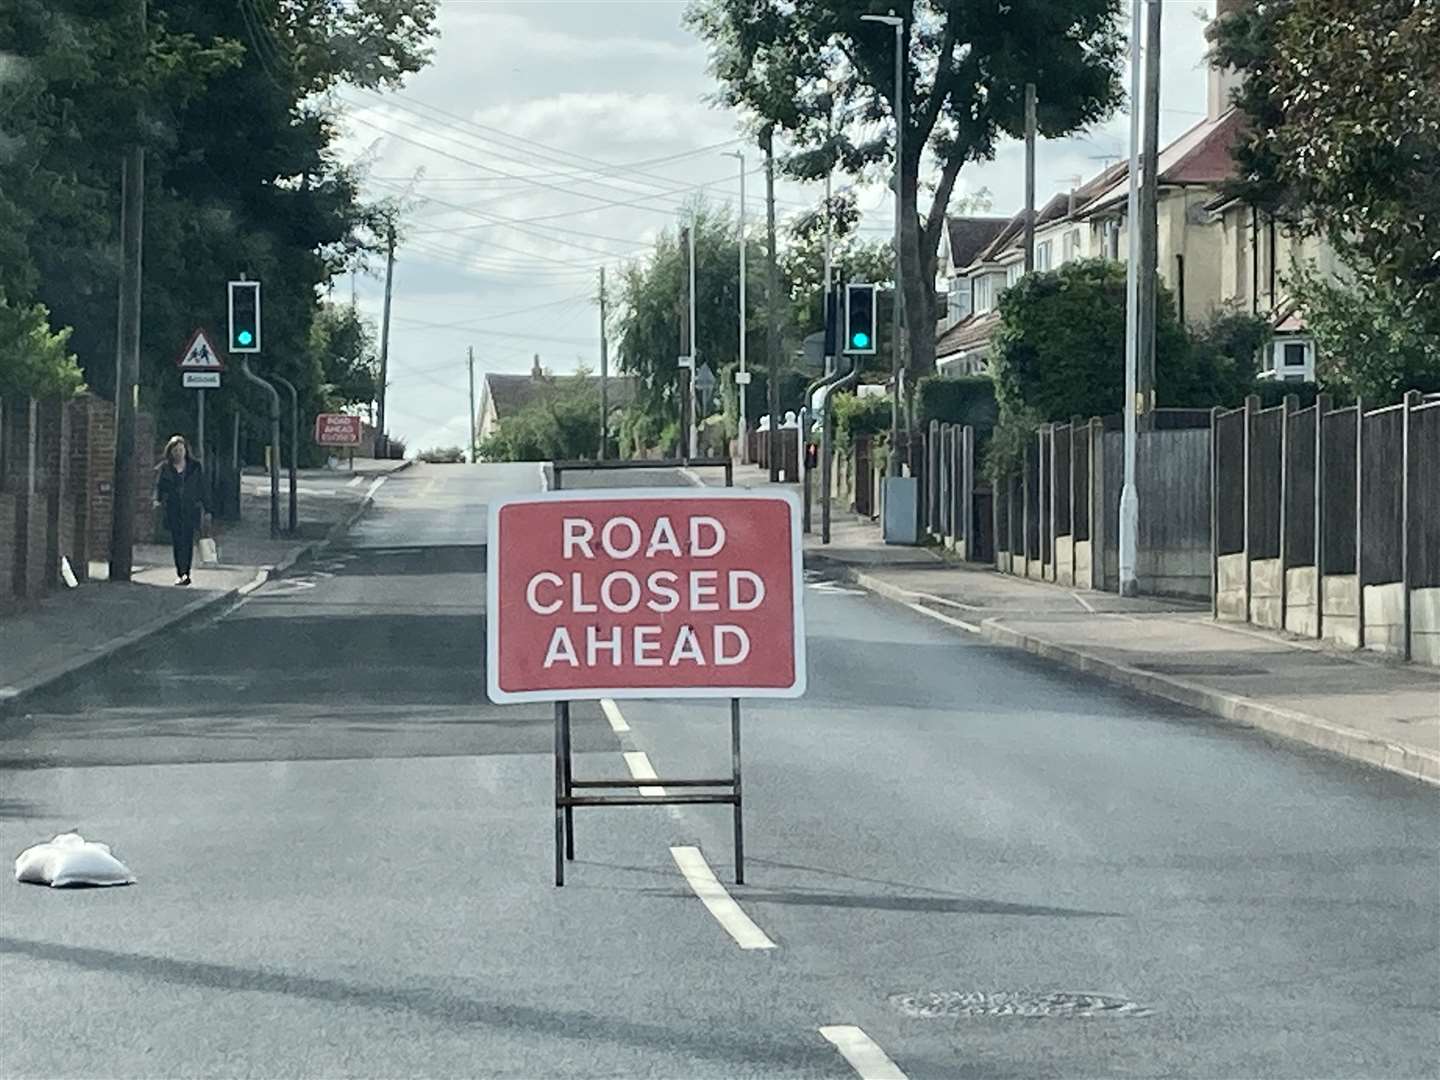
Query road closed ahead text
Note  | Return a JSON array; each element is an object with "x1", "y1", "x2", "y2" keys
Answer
[{"x1": 488, "y1": 491, "x2": 803, "y2": 701}]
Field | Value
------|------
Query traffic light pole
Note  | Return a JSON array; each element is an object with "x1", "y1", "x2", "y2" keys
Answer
[
  {"x1": 273, "y1": 374, "x2": 299, "y2": 535},
  {"x1": 240, "y1": 358, "x2": 282, "y2": 539}
]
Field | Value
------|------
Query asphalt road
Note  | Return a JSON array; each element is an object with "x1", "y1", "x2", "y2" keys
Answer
[{"x1": 2, "y1": 463, "x2": 1436, "y2": 1079}]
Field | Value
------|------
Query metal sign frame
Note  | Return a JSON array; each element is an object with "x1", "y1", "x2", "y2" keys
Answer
[{"x1": 531, "y1": 459, "x2": 764, "y2": 887}]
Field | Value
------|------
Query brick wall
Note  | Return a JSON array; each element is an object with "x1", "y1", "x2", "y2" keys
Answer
[
  {"x1": 0, "y1": 493, "x2": 17, "y2": 615},
  {"x1": 86, "y1": 399, "x2": 116, "y2": 564},
  {"x1": 136, "y1": 410, "x2": 156, "y2": 542},
  {"x1": 64, "y1": 397, "x2": 92, "y2": 581}
]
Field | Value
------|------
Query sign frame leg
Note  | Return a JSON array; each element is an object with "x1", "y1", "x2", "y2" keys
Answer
[
  {"x1": 731, "y1": 697, "x2": 745, "y2": 885},
  {"x1": 561, "y1": 701, "x2": 575, "y2": 861},
  {"x1": 554, "y1": 701, "x2": 566, "y2": 887}
]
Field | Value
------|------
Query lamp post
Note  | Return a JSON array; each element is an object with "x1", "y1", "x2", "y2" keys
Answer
[
  {"x1": 723, "y1": 150, "x2": 749, "y2": 463},
  {"x1": 861, "y1": 10, "x2": 905, "y2": 477},
  {"x1": 1119, "y1": 0, "x2": 1145, "y2": 596}
]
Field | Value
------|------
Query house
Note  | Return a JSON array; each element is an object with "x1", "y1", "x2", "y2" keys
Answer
[
  {"x1": 934, "y1": 0, "x2": 1334, "y2": 382},
  {"x1": 476, "y1": 355, "x2": 637, "y2": 444}
]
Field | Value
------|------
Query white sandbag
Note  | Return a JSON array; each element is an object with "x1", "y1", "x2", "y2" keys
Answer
[
  {"x1": 14, "y1": 832, "x2": 136, "y2": 888},
  {"x1": 198, "y1": 537, "x2": 219, "y2": 566}
]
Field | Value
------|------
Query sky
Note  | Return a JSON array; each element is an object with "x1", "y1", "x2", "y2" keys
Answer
[{"x1": 336, "y1": 0, "x2": 1218, "y2": 454}]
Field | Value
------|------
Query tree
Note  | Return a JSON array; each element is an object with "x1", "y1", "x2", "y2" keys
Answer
[
  {"x1": 0, "y1": 293, "x2": 85, "y2": 400},
  {"x1": 1211, "y1": 0, "x2": 1440, "y2": 404},
  {"x1": 477, "y1": 373, "x2": 603, "y2": 463},
  {"x1": 310, "y1": 303, "x2": 379, "y2": 409},
  {"x1": 0, "y1": 0, "x2": 437, "y2": 454},
  {"x1": 688, "y1": 0, "x2": 1125, "y2": 380},
  {"x1": 985, "y1": 259, "x2": 1255, "y2": 476}
]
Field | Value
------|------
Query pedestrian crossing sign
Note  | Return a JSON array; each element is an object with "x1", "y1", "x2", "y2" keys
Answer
[{"x1": 176, "y1": 328, "x2": 225, "y2": 372}]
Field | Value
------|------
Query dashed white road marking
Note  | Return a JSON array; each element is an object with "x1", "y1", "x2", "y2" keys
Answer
[
  {"x1": 346, "y1": 475, "x2": 363, "y2": 488},
  {"x1": 819, "y1": 1026, "x2": 908, "y2": 1080},
  {"x1": 669, "y1": 846, "x2": 776, "y2": 951},
  {"x1": 601, "y1": 698, "x2": 630, "y2": 733},
  {"x1": 623, "y1": 751, "x2": 666, "y2": 797},
  {"x1": 364, "y1": 476, "x2": 387, "y2": 500}
]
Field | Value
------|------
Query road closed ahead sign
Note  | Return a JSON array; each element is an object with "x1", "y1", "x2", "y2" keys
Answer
[{"x1": 487, "y1": 489, "x2": 804, "y2": 703}]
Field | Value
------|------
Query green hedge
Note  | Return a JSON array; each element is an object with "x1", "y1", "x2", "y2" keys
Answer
[
  {"x1": 1252, "y1": 380, "x2": 1323, "y2": 409},
  {"x1": 832, "y1": 390, "x2": 892, "y2": 450},
  {"x1": 915, "y1": 375, "x2": 998, "y2": 431}
]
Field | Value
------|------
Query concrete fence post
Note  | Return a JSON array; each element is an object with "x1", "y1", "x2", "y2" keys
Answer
[
  {"x1": 1090, "y1": 417, "x2": 1105, "y2": 591},
  {"x1": 1402, "y1": 389, "x2": 1420, "y2": 661},
  {"x1": 962, "y1": 424, "x2": 975, "y2": 561},
  {"x1": 1279, "y1": 393, "x2": 1298, "y2": 632},
  {"x1": 1210, "y1": 405, "x2": 1222, "y2": 619},
  {"x1": 1243, "y1": 394, "x2": 1259, "y2": 623},
  {"x1": 1315, "y1": 393, "x2": 1330, "y2": 640},
  {"x1": 1355, "y1": 396, "x2": 1366, "y2": 649}
]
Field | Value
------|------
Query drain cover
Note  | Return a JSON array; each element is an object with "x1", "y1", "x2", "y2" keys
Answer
[{"x1": 889, "y1": 991, "x2": 1152, "y2": 1019}]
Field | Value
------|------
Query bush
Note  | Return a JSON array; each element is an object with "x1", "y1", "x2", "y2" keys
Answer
[
  {"x1": 0, "y1": 293, "x2": 84, "y2": 399},
  {"x1": 418, "y1": 446, "x2": 465, "y2": 464},
  {"x1": 915, "y1": 375, "x2": 998, "y2": 431},
  {"x1": 1252, "y1": 380, "x2": 1323, "y2": 410},
  {"x1": 832, "y1": 390, "x2": 892, "y2": 451}
]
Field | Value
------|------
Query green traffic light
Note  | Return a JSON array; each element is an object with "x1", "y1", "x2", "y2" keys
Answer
[
  {"x1": 237, "y1": 330, "x2": 254, "y2": 346},
  {"x1": 852, "y1": 331, "x2": 870, "y2": 348}
]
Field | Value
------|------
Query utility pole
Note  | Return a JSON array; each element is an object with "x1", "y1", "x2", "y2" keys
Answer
[
  {"x1": 273, "y1": 374, "x2": 299, "y2": 535},
  {"x1": 761, "y1": 126, "x2": 782, "y2": 483},
  {"x1": 687, "y1": 218, "x2": 699, "y2": 460},
  {"x1": 724, "y1": 150, "x2": 749, "y2": 464},
  {"x1": 1119, "y1": 0, "x2": 1146, "y2": 596},
  {"x1": 1023, "y1": 83, "x2": 1037, "y2": 273},
  {"x1": 109, "y1": 0, "x2": 147, "y2": 583},
  {"x1": 374, "y1": 223, "x2": 396, "y2": 460},
  {"x1": 862, "y1": 11, "x2": 905, "y2": 477},
  {"x1": 1137, "y1": 0, "x2": 1162, "y2": 431},
  {"x1": 597, "y1": 268, "x2": 608, "y2": 460},
  {"x1": 467, "y1": 345, "x2": 477, "y2": 463},
  {"x1": 678, "y1": 228, "x2": 692, "y2": 460}
]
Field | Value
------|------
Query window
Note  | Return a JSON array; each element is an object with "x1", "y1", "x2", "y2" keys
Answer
[
  {"x1": 973, "y1": 275, "x2": 992, "y2": 313},
  {"x1": 1006, "y1": 263, "x2": 1022, "y2": 286},
  {"x1": 1036, "y1": 240, "x2": 1052, "y2": 271},
  {"x1": 948, "y1": 277, "x2": 971, "y2": 323},
  {"x1": 1283, "y1": 342, "x2": 1307, "y2": 367},
  {"x1": 1063, "y1": 229, "x2": 1081, "y2": 262}
]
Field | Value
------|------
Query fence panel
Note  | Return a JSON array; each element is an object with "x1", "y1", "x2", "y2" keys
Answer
[
  {"x1": 1411, "y1": 403, "x2": 1440, "y2": 589},
  {"x1": 1026, "y1": 438, "x2": 1041, "y2": 562},
  {"x1": 1360, "y1": 404, "x2": 1405, "y2": 586},
  {"x1": 1138, "y1": 428, "x2": 1212, "y2": 598},
  {"x1": 1054, "y1": 423, "x2": 1072, "y2": 536},
  {"x1": 1073, "y1": 424, "x2": 1091, "y2": 542},
  {"x1": 1285, "y1": 405, "x2": 1317, "y2": 567},
  {"x1": 1214, "y1": 408, "x2": 1245, "y2": 556},
  {"x1": 1248, "y1": 405, "x2": 1283, "y2": 561},
  {"x1": 926, "y1": 420, "x2": 941, "y2": 535},
  {"x1": 1320, "y1": 406, "x2": 1357, "y2": 574}
]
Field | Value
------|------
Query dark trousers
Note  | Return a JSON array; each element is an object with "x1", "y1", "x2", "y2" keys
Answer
[{"x1": 170, "y1": 518, "x2": 197, "y2": 577}]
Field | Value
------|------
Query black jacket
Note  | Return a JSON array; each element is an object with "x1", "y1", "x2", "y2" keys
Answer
[{"x1": 156, "y1": 457, "x2": 210, "y2": 531}]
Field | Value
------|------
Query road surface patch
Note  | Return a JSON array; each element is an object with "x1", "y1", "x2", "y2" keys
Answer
[
  {"x1": 818, "y1": 1025, "x2": 908, "y2": 1079},
  {"x1": 669, "y1": 846, "x2": 775, "y2": 950}
]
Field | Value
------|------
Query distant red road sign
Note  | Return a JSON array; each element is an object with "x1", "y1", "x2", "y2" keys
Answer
[
  {"x1": 314, "y1": 414, "x2": 363, "y2": 446},
  {"x1": 487, "y1": 489, "x2": 805, "y2": 703}
]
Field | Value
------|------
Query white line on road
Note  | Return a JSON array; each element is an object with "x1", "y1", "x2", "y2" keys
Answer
[
  {"x1": 346, "y1": 475, "x2": 363, "y2": 488},
  {"x1": 819, "y1": 1026, "x2": 908, "y2": 1080},
  {"x1": 898, "y1": 598, "x2": 981, "y2": 635},
  {"x1": 601, "y1": 698, "x2": 630, "y2": 733},
  {"x1": 669, "y1": 846, "x2": 776, "y2": 950},
  {"x1": 364, "y1": 476, "x2": 387, "y2": 500},
  {"x1": 1072, "y1": 590, "x2": 1097, "y2": 613},
  {"x1": 623, "y1": 751, "x2": 666, "y2": 797}
]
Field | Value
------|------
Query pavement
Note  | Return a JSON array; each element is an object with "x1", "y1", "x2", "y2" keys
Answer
[
  {"x1": 0, "y1": 461, "x2": 408, "y2": 717},
  {"x1": 1, "y1": 461, "x2": 1436, "y2": 1079}
]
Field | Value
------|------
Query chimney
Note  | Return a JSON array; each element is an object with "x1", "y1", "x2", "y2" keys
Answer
[{"x1": 1207, "y1": 0, "x2": 1247, "y2": 121}]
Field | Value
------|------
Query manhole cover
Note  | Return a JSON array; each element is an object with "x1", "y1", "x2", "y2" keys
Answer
[
  {"x1": 888, "y1": 991, "x2": 1152, "y2": 1019},
  {"x1": 1135, "y1": 661, "x2": 1268, "y2": 676}
]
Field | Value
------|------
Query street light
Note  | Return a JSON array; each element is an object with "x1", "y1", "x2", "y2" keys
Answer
[
  {"x1": 1119, "y1": 0, "x2": 1145, "y2": 596},
  {"x1": 723, "y1": 149, "x2": 749, "y2": 463},
  {"x1": 861, "y1": 10, "x2": 904, "y2": 476}
]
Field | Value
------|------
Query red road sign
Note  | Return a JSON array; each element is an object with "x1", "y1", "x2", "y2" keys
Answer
[
  {"x1": 314, "y1": 413, "x2": 364, "y2": 446},
  {"x1": 487, "y1": 489, "x2": 805, "y2": 703}
]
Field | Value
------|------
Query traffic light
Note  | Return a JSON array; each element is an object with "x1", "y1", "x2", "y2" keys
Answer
[
  {"x1": 228, "y1": 280, "x2": 261, "y2": 353},
  {"x1": 844, "y1": 283, "x2": 877, "y2": 354}
]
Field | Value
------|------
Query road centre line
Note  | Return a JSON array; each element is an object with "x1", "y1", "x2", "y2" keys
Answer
[
  {"x1": 819, "y1": 1026, "x2": 908, "y2": 1080},
  {"x1": 669, "y1": 846, "x2": 776, "y2": 950},
  {"x1": 601, "y1": 698, "x2": 630, "y2": 732},
  {"x1": 346, "y1": 475, "x2": 363, "y2": 488},
  {"x1": 623, "y1": 751, "x2": 666, "y2": 797}
]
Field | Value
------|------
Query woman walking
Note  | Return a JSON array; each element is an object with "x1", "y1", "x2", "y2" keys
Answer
[{"x1": 155, "y1": 435, "x2": 211, "y2": 586}]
